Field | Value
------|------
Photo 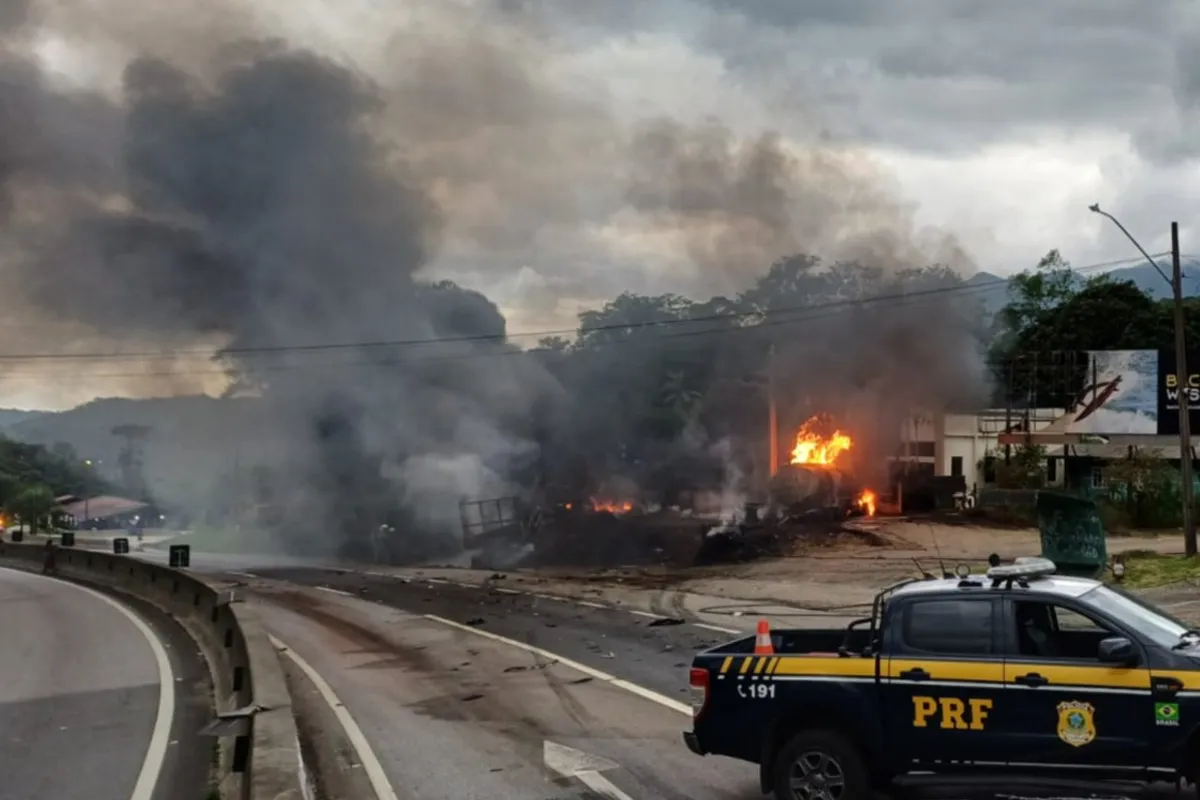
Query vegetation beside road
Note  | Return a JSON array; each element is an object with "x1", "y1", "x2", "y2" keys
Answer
[
  {"x1": 1112, "y1": 550, "x2": 1200, "y2": 589},
  {"x1": 0, "y1": 437, "x2": 112, "y2": 533}
]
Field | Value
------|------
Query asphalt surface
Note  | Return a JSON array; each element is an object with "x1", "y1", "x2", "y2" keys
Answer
[
  {"x1": 253, "y1": 566, "x2": 739, "y2": 705},
  {"x1": 245, "y1": 565, "x2": 1199, "y2": 800},
  {"x1": 0, "y1": 567, "x2": 212, "y2": 800},
  {"x1": 250, "y1": 576, "x2": 763, "y2": 800}
]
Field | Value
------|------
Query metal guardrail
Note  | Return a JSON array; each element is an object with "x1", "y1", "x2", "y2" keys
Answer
[{"x1": 0, "y1": 541, "x2": 305, "y2": 800}]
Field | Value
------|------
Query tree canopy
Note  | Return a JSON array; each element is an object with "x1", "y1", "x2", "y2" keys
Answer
[
  {"x1": 529, "y1": 253, "x2": 984, "y2": 500},
  {"x1": 988, "y1": 250, "x2": 1200, "y2": 406},
  {"x1": 0, "y1": 437, "x2": 110, "y2": 527}
]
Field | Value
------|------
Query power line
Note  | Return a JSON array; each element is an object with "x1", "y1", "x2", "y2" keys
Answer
[
  {"x1": 0, "y1": 254, "x2": 1158, "y2": 383},
  {"x1": 0, "y1": 253, "x2": 1157, "y2": 367}
]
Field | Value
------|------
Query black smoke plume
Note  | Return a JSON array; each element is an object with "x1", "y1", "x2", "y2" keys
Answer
[{"x1": 0, "y1": 1, "x2": 988, "y2": 555}]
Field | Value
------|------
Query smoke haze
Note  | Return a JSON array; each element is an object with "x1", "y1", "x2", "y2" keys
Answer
[{"x1": 0, "y1": 0, "x2": 989, "y2": 552}]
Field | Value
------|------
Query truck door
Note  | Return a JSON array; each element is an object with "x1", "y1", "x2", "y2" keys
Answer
[
  {"x1": 998, "y1": 597, "x2": 1152, "y2": 769},
  {"x1": 883, "y1": 596, "x2": 1007, "y2": 768}
]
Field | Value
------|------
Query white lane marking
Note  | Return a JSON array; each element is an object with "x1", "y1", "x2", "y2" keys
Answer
[
  {"x1": 297, "y1": 733, "x2": 315, "y2": 800},
  {"x1": 492, "y1": 587, "x2": 520, "y2": 595},
  {"x1": 229, "y1": 571, "x2": 258, "y2": 579},
  {"x1": 23, "y1": 572, "x2": 177, "y2": 800},
  {"x1": 544, "y1": 741, "x2": 635, "y2": 800},
  {"x1": 694, "y1": 623, "x2": 741, "y2": 635},
  {"x1": 578, "y1": 770, "x2": 637, "y2": 800},
  {"x1": 268, "y1": 634, "x2": 399, "y2": 800},
  {"x1": 533, "y1": 593, "x2": 561, "y2": 601},
  {"x1": 316, "y1": 586, "x2": 354, "y2": 598},
  {"x1": 629, "y1": 610, "x2": 663, "y2": 619},
  {"x1": 425, "y1": 614, "x2": 691, "y2": 716},
  {"x1": 426, "y1": 578, "x2": 448, "y2": 585},
  {"x1": 575, "y1": 600, "x2": 607, "y2": 610}
]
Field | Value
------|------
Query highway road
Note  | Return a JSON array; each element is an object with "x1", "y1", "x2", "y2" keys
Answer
[
  {"x1": 246, "y1": 567, "x2": 763, "y2": 799},
  {"x1": 0, "y1": 567, "x2": 212, "y2": 800},
  {"x1": 241, "y1": 565, "x2": 1199, "y2": 800}
]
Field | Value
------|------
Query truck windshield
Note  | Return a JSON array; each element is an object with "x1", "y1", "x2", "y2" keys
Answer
[{"x1": 1080, "y1": 584, "x2": 1191, "y2": 648}]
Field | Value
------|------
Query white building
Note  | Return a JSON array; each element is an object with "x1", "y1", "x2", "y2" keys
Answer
[{"x1": 897, "y1": 409, "x2": 1067, "y2": 491}]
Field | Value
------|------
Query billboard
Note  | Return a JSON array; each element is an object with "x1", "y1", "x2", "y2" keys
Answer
[
  {"x1": 1058, "y1": 349, "x2": 1200, "y2": 436},
  {"x1": 1064, "y1": 350, "x2": 1160, "y2": 435},
  {"x1": 1155, "y1": 349, "x2": 1200, "y2": 436}
]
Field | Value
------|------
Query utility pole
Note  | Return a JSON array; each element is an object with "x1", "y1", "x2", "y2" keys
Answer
[
  {"x1": 1090, "y1": 205, "x2": 1196, "y2": 556},
  {"x1": 1172, "y1": 222, "x2": 1197, "y2": 557}
]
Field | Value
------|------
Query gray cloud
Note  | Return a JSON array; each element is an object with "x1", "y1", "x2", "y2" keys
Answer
[{"x1": 647, "y1": 1, "x2": 1182, "y2": 160}]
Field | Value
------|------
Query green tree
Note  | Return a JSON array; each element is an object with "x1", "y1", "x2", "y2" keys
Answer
[
  {"x1": 989, "y1": 250, "x2": 1178, "y2": 407},
  {"x1": 1102, "y1": 451, "x2": 1184, "y2": 529},
  {"x1": 8, "y1": 484, "x2": 55, "y2": 534},
  {"x1": 994, "y1": 443, "x2": 1047, "y2": 489},
  {"x1": 994, "y1": 250, "x2": 1080, "y2": 343}
]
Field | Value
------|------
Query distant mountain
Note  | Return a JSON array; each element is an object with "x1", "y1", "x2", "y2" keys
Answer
[
  {"x1": 5, "y1": 395, "x2": 293, "y2": 513},
  {"x1": 966, "y1": 258, "x2": 1200, "y2": 317},
  {"x1": 0, "y1": 409, "x2": 44, "y2": 431}
]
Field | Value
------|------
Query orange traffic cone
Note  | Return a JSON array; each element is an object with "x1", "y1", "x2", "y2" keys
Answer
[{"x1": 754, "y1": 619, "x2": 774, "y2": 655}]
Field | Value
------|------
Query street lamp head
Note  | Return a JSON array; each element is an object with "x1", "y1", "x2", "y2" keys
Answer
[{"x1": 1088, "y1": 203, "x2": 1101, "y2": 213}]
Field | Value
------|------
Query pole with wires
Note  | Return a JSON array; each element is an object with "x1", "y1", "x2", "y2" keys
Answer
[
  {"x1": 1171, "y1": 222, "x2": 1197, "y2": 557},
  {"x1": 1090, "y1": 205, "x2": 1194, "y2": 556}
]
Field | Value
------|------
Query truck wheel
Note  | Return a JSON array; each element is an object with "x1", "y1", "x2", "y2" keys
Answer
[{"x1": 771, "y1": 729, "x2": 868, "y2": 800}]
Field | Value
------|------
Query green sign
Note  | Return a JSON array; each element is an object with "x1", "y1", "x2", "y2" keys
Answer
[
  {"x1": 1036, "y1": 491, "x2": 1107, "y2": 576},
  {"x1": 1155, "y1": 702, "x2": 1179, "y2": 726}
]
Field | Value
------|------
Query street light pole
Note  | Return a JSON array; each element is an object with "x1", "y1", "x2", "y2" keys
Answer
[
  {"x1": 1171, "y1": 223, "x2": 1197, "y2": 557},
  {"x1": 1089, "y1": 205, "x2": 1197, "y2": 556}
]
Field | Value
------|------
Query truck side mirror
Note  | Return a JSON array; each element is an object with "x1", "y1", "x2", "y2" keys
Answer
[{"x1": 1098, "y1": 636, "x2": 1137, "y2": 666}]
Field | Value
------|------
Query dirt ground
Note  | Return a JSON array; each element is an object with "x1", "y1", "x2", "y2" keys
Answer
[{"x1": 433, "y1": 518, "x2": 1196, "y2": 617}]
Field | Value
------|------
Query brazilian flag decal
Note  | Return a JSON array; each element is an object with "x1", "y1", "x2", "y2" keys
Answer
[{"x1": 1155, "y1": 702, "x2": 1179, "y2": 726}]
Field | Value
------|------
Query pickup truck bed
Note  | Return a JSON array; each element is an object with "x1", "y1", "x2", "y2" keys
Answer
[{"x1": 686, "y1": 627, "x2": 882, "y2": 774}]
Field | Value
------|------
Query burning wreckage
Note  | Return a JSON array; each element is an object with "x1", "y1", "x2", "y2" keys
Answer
[{"x1": 459, "y1": 416, "x2": 885, "y2": 571}]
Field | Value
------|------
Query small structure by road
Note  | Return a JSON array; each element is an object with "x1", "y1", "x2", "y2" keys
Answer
[{"x1": 55, "y1": 494, "x2": 151, "y2": 530}]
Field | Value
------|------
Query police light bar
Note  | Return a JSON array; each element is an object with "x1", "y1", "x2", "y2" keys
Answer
[{"x1": 985, "y1": 556, "x2": 1057, "y2": 580}]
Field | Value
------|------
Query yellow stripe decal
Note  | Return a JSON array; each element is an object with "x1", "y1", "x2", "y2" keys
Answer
[
  {"x1": 1005, "y1": 663, "x2": 1146, "y2": 689},
  {"x1": 1163, "y1": 671, "x2": 1200, "y2": 690},
  {"x1": 889, "y1": 659, "x2": 1004, "y2": 683},
  {"x1": 773, "y1": 657, "x2": 876, "y2": 678},
  {"x1": 719, "y1": 658, "x2": 1200, "y2": 689}
]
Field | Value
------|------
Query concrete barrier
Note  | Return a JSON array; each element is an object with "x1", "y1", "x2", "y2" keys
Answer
[{"x1": 0, "y1": 541, "x2": 304, "y2": 800}]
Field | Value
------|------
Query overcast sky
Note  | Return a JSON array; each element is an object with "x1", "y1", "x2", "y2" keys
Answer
[
  {"x1": 293, "y1": 0, "x2": 1200, "y2": 315},
  {"x1": 4, "y1": 0, "x2": 1200, "y2": 409}
]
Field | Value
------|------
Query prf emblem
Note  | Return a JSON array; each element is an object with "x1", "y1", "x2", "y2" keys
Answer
[
  {"x1": 912, "y1": 696, "x2": 993, "y2": 730},
  {"x1": 1056, "y1": 700, "x2": 1096, "y2": 747}
]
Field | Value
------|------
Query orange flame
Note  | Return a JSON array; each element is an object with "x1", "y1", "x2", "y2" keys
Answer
[
  {"x1": 591, "y1": 499, "x2": 633, "y2": 514},
  {"x1": 789, "y1": 417, "x2": 852, "y2": 465},
  {"x1": 856, "y1": 489, "x2": 877, "y2": 517}
]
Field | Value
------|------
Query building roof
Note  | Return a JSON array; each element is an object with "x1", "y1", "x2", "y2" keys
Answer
[{"x1": 57, "y1": 495, "x2": 148, "y2": 520}]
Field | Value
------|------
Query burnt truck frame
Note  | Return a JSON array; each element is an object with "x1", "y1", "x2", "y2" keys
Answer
[{"x1": 684, "y1": 558, "x2": 1200, "y2": 800}]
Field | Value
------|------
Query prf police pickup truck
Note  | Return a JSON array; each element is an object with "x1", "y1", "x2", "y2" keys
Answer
[{"x1": 684, "y1": 557, "x2": 1200, "y2": 800}]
